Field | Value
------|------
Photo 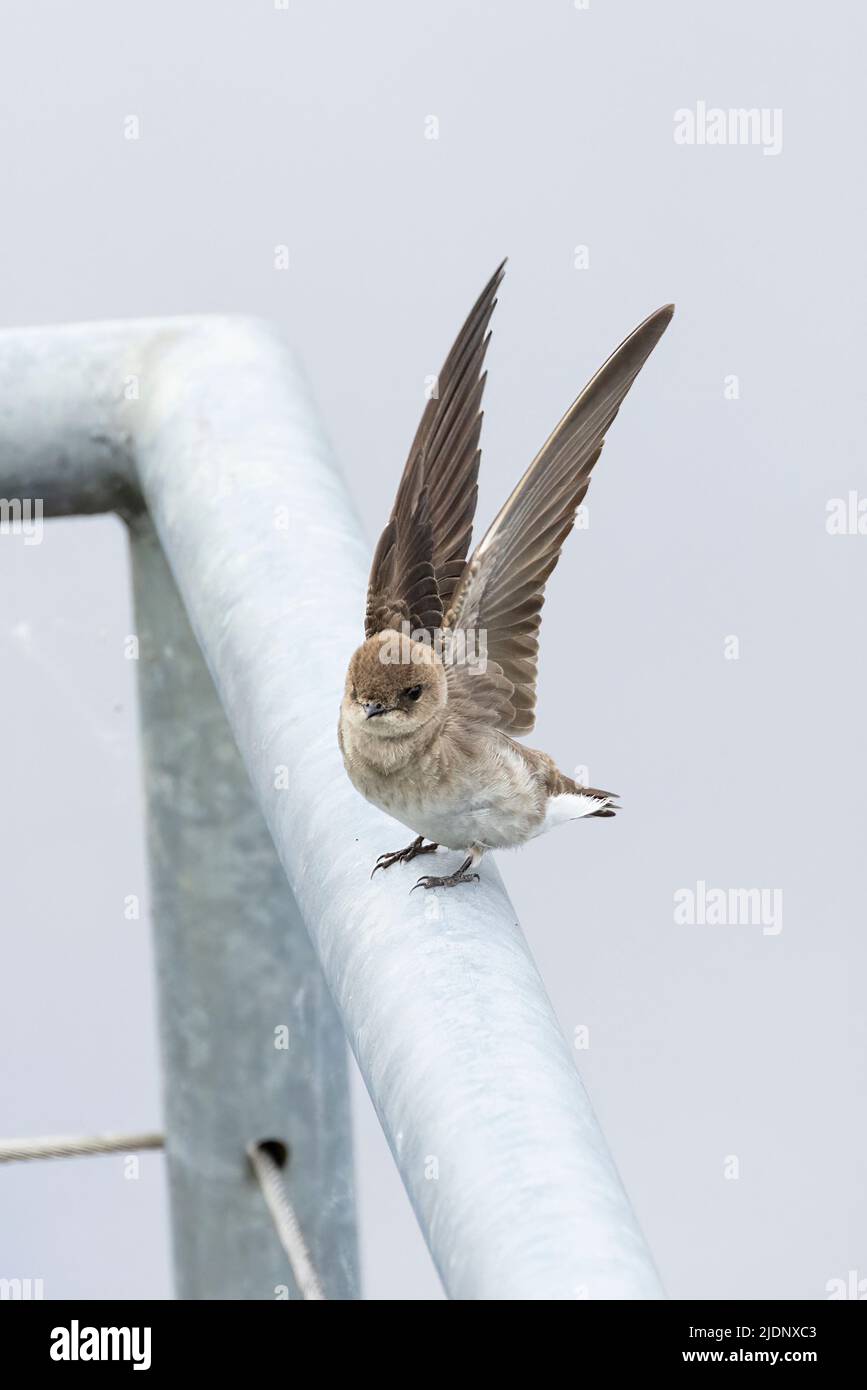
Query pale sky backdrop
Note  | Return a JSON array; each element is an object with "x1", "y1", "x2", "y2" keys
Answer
[{"x1": 1, "y1": 0, "x2": 864, "y2": 1299}]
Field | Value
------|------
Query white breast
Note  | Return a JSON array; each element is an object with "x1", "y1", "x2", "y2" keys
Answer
[{"x1": 383, "y1": 739, "x2": 545, "y2": 852}]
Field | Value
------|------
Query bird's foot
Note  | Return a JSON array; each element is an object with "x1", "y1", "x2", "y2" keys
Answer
[
  {"x1": 411, "y1": 853, "x2": 480, "y2": 892},
  {"x1": 411, "y1": 871, "x2": 480, "y2": 891},
  {"x1": 371, "y1": 836, "x2": 438, "y2": 878}
]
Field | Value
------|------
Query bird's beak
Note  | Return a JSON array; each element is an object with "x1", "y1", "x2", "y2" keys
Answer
[{"x1": 363, "y1": 701, "x2": 388, "y2": 719}]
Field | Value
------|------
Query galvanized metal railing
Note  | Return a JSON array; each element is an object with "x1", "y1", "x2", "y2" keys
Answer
[{"x1": 0, "y1": 315, "x2": 664, "y2": 1300}]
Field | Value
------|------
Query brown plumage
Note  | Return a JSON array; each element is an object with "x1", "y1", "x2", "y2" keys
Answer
[
  {"x1": 339, "y1": 264, "x2": 673, "y2": 889},
  {"x1": 365, "y1": 261, "x2": 505, "y2": 637}
]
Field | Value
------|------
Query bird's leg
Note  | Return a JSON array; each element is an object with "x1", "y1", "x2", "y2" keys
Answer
[
  {"x1": 371, "y1": 835, "x2": 439, "y2": 878},
  {"x1": 412, "y1": 847, "x2": 482, "y2": 892}
]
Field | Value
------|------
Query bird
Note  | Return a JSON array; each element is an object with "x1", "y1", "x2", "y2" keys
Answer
[{"x1": 338, "y1": 262, "x2": 673, "y2": 889}]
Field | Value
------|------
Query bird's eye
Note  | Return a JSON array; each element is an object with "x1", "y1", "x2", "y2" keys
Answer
[{"x1": 404, "y1": 685, "x2": 422, "y2": 701}]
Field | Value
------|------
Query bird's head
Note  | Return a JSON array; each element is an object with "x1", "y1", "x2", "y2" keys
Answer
[{"x1": 343, "y1": 630, "x2": 446, "y2": 737}]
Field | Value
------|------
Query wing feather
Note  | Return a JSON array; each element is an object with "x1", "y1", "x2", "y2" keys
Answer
[
  {"x1": 444, "y1": 303, "x2": 674, "y2": 734},
  {"x1": 365, "y1": 262, "x2": 506, "y2": 636}
]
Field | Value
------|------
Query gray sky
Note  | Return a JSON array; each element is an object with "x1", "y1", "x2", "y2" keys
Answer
[{"x1": 1, "y1": 0, "x2": 864, "y2": 1299}]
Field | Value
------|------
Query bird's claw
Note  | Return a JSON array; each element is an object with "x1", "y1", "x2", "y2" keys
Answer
[
  {"x1": 371, "y1": 837, "x2": 437, "y2": 878},
  {"x1": 411, "y1": 872, "x2": 480, "y2": 892},
  {"x1": 371, "y1": 851, "x2": 401, "y2": 878}
]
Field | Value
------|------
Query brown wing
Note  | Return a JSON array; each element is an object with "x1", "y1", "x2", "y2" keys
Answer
[
  {"x1": 444, "y1": 303, "x2": 674, "y2": 734},
  {"x1": 365, "y1": 261, "x2": 506, "y2": 637}
]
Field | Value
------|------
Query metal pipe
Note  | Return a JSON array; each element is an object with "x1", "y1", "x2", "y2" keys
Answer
[
  {"x1": 0, "y1": 315, "x2": 664, "y2": 1299},
  {"x1": 128, "y1": 515, "x2": 357, "y2": 1299}
]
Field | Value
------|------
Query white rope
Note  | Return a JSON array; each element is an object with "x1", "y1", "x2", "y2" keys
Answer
[
  {"x1": 0, "y1": 1131, "x2": 164, "y2": 1162},
  {"x1": 247, "y1": 1141, "x2": 326, "y2": 1301}
]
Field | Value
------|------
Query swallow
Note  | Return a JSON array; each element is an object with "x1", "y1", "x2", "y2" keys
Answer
[{"x1": 339, "y1": 262, "x2": 673, "y2": 889}]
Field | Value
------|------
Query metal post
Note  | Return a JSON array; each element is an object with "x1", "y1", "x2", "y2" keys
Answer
[
  {"x1": 0, "y1": 315, "x2": 665, "y2": 1299},
  {"x1": 127, "y1": 515, "x2": 357, "y2": 1299}
]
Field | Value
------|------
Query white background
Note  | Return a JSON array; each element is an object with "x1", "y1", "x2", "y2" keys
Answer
[{"x1": 1, "y1": 0, "x2": 864, "y2": 1299}]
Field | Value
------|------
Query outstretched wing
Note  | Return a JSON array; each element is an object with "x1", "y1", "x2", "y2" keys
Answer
[
  {"x1": 444, "y1": 303, "x2": 674, "y2": 735},
  {"x1": 365, "y1": 261, "x2": 506, "y2": 638}
]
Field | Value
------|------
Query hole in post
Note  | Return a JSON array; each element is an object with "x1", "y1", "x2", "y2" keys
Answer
[{"x1": 256, "y1": 1138, "x2": 289, "y2": 1169}]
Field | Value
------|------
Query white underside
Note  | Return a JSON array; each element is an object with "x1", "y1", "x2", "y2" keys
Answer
[{"x1": 386, "y1": 789, "x2": 613, "y2": 853}]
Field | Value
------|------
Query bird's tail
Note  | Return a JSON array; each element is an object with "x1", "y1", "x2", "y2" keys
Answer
[
  {"x1": 583, "y1": 787, "x2": 619, "y2": 818},
  {"x1": 569, "y1": 783, "x2": 622, "y2": 811},
  {"x1": 562, "y1": 778, "x2": 619, "y2": 818}
]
